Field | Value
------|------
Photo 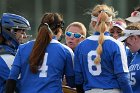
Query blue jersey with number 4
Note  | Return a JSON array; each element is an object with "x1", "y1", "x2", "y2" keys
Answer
[
  {"x1": 74, "y1": 32, "x2": 129, "y2": 90},
  {"x1": 8, "y1": 39, "x2": 74, "y2": 93},
  {"x1": 129, "y1": 50, "x2": 140, "y2": 93}
]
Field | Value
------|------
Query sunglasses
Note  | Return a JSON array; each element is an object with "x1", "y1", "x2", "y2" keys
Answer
[{"x1": 65, "y1": 31, "x2": 85, "y2": 38}]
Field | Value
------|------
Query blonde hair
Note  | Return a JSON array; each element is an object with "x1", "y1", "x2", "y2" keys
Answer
[
  {"x1": 92, "y1": 4, "x2": 116, "y2": 64},
  {"x1": 126, "y1": 22, "x2": 140, "y2": 30},
  {"x1": 65, "y1": 22, "x2": 87, "y2": 37},
  {"x1": 113, "y1": 18, "x2": 126, "y2": 24}
]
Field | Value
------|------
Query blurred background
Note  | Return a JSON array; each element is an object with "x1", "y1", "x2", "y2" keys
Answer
[{"x1": 0, "y1": 0, "x2": 140, "y2": 41}]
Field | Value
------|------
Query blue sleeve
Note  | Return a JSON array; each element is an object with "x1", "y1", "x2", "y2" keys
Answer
[
  {"x1": 0, "y1": 58, "x2": 9, "y2": 80},
  {"x1": 65, "y1": 76, "x2": 75, "y2": 88},
  {"x1": 64, "y1": 48, "x2": 74, "y2": 75},
  {"x1": 64, "y1": 48, "x2": 75, "y2": 88},
  {"x1": 113, "y1": 42, "x2": 129, "y2": 74},
  {"x1": 0, "y1": 59, "x2": 8, "y2": 93},
  {"x1": 125, "y1": 47, "x2": 133, "y2": 65},
  {"x1": 74, "y1": 46, "x2": 84, "y2": 85},
  {"x1": 9, "y1": 48, "x2": 21, "y2": 80},
  {"x1": 116, "y1": 73, "x2": 133, "y2": 93}
]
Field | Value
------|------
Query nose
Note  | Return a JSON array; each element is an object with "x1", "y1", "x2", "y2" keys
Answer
[
  {"x1": 69, "y1": 34, "x2": 75, "y2": 39},
  {"x1": 22, "y1": 32, "x2": 27, "y2": 39},
  {"x1": 112, "y1": 32, "x2": 119, "y2": 39}
]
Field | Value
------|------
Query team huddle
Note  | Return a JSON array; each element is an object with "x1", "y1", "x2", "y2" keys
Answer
[{"x1": 0, "y1": 4, "x2": 140, "y2": 93}]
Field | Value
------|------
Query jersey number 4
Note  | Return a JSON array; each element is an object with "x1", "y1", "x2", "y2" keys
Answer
[
  {"x1": 39, "y1": 53, "x2": 48, "y2": 77},
  {"x1": 88, "y1": 50, "x2": 102, "y2": 76}
]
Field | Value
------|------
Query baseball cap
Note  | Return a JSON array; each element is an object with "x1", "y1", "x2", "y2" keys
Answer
[
  {"x1": 118, "y1": 30, "x2": 140, "y2": 41},
  {"x1": 125, "y1": 11, "x2": 140, "y2": 23},
  {"x1": 112, "y1": 21, "x2": 127, "y2": 30}
]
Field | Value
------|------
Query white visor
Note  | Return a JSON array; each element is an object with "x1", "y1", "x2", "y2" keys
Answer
[
  {"x1": 125, "y1": 11, "x2": 140, "y2": 23},
  {"x1": 91, "y1": 15, "x2": 112, "y2": 22},
  {"x1": 118, "y1": 30, "x2": 140, "y2": 41},
  {"x1": 112, "y1": 21, "x2": 127, "y2": 31}
]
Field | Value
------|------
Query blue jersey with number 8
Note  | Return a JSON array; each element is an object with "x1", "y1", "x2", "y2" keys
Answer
[{"x1": 74, "y1": 32, "x2": 129, "y2": 90}]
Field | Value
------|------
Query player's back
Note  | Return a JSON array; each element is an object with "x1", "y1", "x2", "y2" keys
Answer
[
  {"x1": 9, "y1": 39, "x2": 74, "y2": 93},
  {"x1": 74, "y1": 34, "x2": 128, "y2": 90}
]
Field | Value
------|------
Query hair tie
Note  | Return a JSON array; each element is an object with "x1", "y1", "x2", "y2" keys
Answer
[{"x1": 43, "y1": 23, "x2": 52, "y2": 33}]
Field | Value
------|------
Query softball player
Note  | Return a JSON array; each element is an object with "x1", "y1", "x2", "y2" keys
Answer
[
  {"x1": 0, "y1": 13, "x2": 30, "y2": 93},
  {"x1": 74, "y1": 4, "x2": 133, "y2": 93},
  {"x1": 5, "y1": 13, "x2": 75, "y2": 93},
  {"x1": 119, "y1": 22, "x2": 140, "y2": 93}
]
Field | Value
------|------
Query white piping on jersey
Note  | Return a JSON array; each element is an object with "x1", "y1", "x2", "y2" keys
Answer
[
  {"x1": 50, "y1": 39, "x2": 60, "y2": 43},
  {"x1": 1, "y1": 54, "x2": 15, "y2": 70},
  {"x1": 87, "y1": 35, "x2": 129, "y2": 72}
]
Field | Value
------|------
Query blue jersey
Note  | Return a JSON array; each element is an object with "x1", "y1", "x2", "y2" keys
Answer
[
  {"x1": 74, "y1": 32, "x2": 129, "y2": 91},
  {"x1": 129, "y1": 50, "x2": 140, "y2": 93},
  {"x1": 125, "y1": 46, "x2": 133, "y2": 65},
  {"x1": 0, "y1": 45, "x2": 16, "y2": 93},
  {"x1": 9, "y1": 39, "x2": 74, "y2": 93}
]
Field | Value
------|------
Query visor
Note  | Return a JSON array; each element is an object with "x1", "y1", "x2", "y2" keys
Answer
[
  {"x1": 118, "y1": 30, "x2": 140, "y2": 41},
  {"x1": 125, "y1": 11, "x2": 140, "y2": 23},
  {"x1": 112, "y1": 21, "x2": 126, "y2": 30}
]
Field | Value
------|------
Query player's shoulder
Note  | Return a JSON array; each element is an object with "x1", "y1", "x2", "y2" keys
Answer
[
  {"x1": 59, "y1": 43, "x2": 74, "y2": 55},
  {"x1": 51, "y1": 39, "x2": 73, "y2": 53},
  {"x1": 19, "y1": 40, "x2": 35, "y2": 48},
  {"x1": 17, "y1": 40, "x2": 35, "y2": 52},
  {"x1": 61, "y1": 43, "x2": 73, "y2": 52}
]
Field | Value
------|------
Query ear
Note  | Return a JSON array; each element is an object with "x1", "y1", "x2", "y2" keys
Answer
[
  {"x1": 110, "y1": 22, "x2": 113, "y2": 27},
  {"x1": 91, "y1": 21, "x2": 96, "y2": 27}
]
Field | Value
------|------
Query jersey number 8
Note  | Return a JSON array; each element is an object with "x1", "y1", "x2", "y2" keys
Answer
[{"x1": 88, "y1": 50, "x2": 102, "y2": 76}]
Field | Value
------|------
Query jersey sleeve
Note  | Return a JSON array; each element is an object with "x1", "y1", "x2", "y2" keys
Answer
[
  {"x1": 116, "y1": 73, "x2": 133, "y2": 93},
  {"x1": 64, "y1": 47, "x2": 75, "y2": 87},
  {"x1": 113, "y1": 41, "x2": 129, "y2": 74},
  {"x1": 8, "y1": 46, "x2": 22, "y2": 80},
  {"x1": 0, "y1": 54, "x2": 15, "y2": 80},
  {"x1": 74, "y1": 45, "x2": 84, "y2": 85},
  {"x1": 0, "y1": 58, "x2": 10, "y2": 81},
  {"x1": 64, "y1": 47, "x2": 74, "y2": 76}
]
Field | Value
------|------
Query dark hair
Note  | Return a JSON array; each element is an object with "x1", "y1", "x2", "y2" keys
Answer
[
  {"x1": 29, "y1": 13, "x2": 63, "y2": 73},
  {"x1": 41, "y1": 13, "x2": 64, "y2": 35},
  {"x1": 126, "y1": 22, "x2": 140, "y2": 30}
]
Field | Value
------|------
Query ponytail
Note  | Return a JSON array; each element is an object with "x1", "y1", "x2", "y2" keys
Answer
[
  {"x1": 94, "y1": 11, "x2": 110, "y2": 64},
  {"x1": 29, "y1": 23, "x2": 53, "y2": 73}
]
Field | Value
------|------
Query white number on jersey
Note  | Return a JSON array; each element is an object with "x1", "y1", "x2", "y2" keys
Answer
[
  {"x1": 88, "y1": 50, "x2": 102, "y2": 76},
  {"x1": 130, "y1": 72, "x2": 136, "y2": 85},
  {"x1": 39, "y1": 53, "x2": 48, "y2": 77}
]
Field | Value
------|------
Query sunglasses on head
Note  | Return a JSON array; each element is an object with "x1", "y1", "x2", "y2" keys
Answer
[{"x1": 65, "y1": 31, "x2": 85, "y2": 38}]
